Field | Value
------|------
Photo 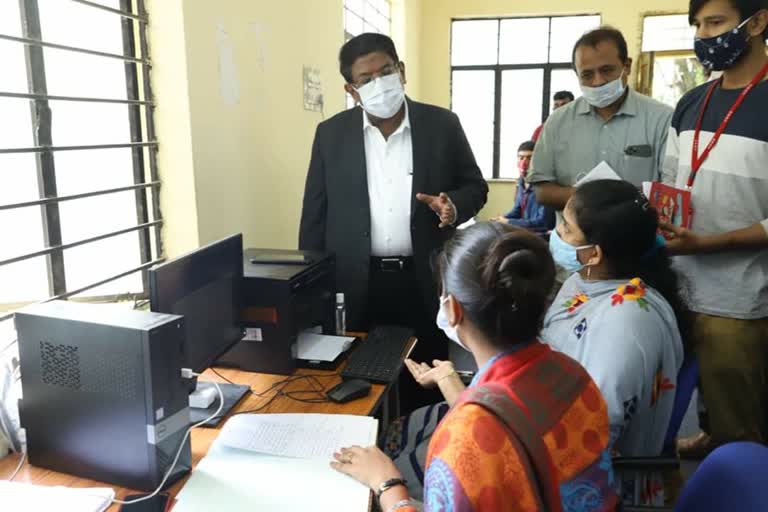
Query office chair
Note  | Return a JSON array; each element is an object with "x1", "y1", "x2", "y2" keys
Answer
[
  {"x1": 613, "y1": 357, "x2": 699, "y2": 512},
  {"x1": 675, "y1": 442, "x2": 768, "y2": 511}
]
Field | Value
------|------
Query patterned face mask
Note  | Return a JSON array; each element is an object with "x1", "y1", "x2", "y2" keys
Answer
[{"x1": 694, "y1": 17, "x2": 753, "y2": 72}]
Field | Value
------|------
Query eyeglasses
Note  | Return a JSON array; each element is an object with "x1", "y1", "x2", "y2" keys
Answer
[{"x1": 352, "y1": 63, "x2": 398, "y2": 88}]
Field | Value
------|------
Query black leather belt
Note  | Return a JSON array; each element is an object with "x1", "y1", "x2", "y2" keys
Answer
[{"x1": 371, "y1": 256, "x2": 414, "y2": 272}]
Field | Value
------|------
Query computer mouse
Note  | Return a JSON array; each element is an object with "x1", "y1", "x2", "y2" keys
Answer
[{"x1": 327, "y1": 379, "x2": 372, "y2": 403}]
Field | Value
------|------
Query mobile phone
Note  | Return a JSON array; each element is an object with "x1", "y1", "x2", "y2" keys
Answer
[{"x1": 119, "y1": 493, "x2": 170, "y2": 512}]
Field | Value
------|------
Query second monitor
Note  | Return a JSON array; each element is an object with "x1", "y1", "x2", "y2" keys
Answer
[{"x1": 149, "y1": 233, "x2": 250, "y2": 427}]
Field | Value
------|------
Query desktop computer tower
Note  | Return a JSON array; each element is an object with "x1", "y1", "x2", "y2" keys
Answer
[{"x1": 15, "y1": 301, "x2": 192, "y2": 491}]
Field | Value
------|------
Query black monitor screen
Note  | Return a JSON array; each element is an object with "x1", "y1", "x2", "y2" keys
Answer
[{"x1": 149, "y1": 234, "x2": 243, "y2": 373}]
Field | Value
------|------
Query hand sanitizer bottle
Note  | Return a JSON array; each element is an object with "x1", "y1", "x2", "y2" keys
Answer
[{"x1": 335, "y1": 293, "x2": 346, "y2": 336}]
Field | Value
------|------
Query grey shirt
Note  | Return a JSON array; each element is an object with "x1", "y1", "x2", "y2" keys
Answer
[{"x1": 528, "y1": 89, "x2": 674, "y2": 188}]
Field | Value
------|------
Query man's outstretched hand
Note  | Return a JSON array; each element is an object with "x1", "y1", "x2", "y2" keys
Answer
[{"x1": 416, "y1": 192, "x2": 456, "y2": 228}]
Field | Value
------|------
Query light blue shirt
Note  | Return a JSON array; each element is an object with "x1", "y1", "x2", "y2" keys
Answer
[
  {"x1": 469, "y1": 352, "x2": 504, "y2": 388},
  {"x1": 541, "y1": 274, "x2": 683, "y2": 456}
]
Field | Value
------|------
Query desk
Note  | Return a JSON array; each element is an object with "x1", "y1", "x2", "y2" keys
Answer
[{"x1": 0, "y1": 335, "x2": 415, "y2": 510}]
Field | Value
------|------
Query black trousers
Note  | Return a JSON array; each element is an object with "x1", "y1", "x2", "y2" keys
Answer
[{"x1": 368, "y1": 257, "x2": 448, "y2": 415}]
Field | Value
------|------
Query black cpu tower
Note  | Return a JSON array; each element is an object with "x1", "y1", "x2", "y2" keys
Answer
[{"x1": 15, "y1": 300, "x2": 192, "y2": 491}]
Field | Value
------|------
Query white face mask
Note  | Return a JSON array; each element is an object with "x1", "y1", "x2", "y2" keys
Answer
[
  {"x1": 356, "y1": 73, "x2": 405, "y2": 119},
  {"x1": 436, "y1": 296, "x2": 470, "y2": 352},
  {"x1": 580, "y1": 75, "x2": 627, "y2": 109}
]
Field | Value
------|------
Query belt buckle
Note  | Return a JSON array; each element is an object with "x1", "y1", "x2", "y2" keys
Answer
[{"x1": 381, "y1": 258, "x2": 404, "y2": 272}]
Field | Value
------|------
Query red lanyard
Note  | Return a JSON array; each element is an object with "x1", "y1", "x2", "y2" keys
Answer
[{"x1": 689, "y1": 62, "x2": 768, "y2": 188}]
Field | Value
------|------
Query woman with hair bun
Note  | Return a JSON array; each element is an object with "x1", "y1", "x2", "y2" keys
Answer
[{"x1": 331, "y1": 222, "x2": 618, "y2": 512}]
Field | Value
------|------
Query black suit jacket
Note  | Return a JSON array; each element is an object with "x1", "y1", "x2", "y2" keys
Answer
[{"x1": 299, "y1": 98, "x2": 488, "y2": 330}]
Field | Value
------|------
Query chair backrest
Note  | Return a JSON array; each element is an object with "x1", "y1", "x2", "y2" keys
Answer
[
  {"x1": 676, "y1": 442, "x2": 768, "y2": 511},
  {"x1": 663, "y1": 356, "x2": 699, "y2": 450}
]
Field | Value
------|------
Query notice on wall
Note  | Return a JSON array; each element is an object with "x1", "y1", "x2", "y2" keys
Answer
[
  {"x1": 303, "y1": 66, "x2": 323, "y2": 112},
  {"x1": 216, "y1": 21, "x2": 240, "y2": 106}
]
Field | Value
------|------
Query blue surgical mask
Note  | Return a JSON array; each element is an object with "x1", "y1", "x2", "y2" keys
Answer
[
  {"x1": 549, "y1": 229, "x2": 594, "y2": 274},
  {"x1": 580, "y1": 76, "x2": 627, "y2": 109},
  {"x1": 694, "y1": 17, "x2": 753, "y2": 72},
  {"x1": 436, "y1": 296, "x2": 470, "y2": 352}
]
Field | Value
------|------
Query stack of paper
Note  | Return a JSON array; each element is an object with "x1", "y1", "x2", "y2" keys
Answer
[
  {"x1": 296, "y1": 332, "x2": 354, "y2": 362},
  {"x1": 0, "y1": 481, "x2": 114, "y2": 511},
  {"x1": 174, "y1": 414, "x2": 378, "y2": 512}
]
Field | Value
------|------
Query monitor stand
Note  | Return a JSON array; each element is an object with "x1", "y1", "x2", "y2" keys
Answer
[{"x1": 189, "y1": 381, "x2": 250, "y2": 428}]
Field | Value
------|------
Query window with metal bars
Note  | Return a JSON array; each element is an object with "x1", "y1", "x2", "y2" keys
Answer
[
  {"x1": 0, "y1": 0, "x2": 161, "y2": 357},
  {"x1": 344, "y1": 0, "x2": 391, "y2": 41},
  {"x1": 450, "y1": 15, "x2": 602, "y2": 180},
  {"x1": 344, "y1": 0, "x2": 392, "y2": 109}
]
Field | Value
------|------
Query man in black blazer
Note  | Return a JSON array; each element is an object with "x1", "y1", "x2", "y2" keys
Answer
[{"x1": 299, "y1": 33, "x2": 487, "y2": 379}]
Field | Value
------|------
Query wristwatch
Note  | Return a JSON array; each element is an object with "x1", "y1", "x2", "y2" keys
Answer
[{"x1": 377, "y1": 477, "x2": 407, "y2": 498}]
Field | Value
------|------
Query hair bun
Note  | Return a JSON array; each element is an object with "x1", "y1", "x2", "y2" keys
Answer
[
  {"x1": 498, "y1": 248, "x2": 539, "y2": 276},
  {"x1": 495, "y1": 249, "x2": 538, "y2": 311},
  {"x1": 482, "y1": 234, "x2": 553, "y2": 308},
  {"x1": 440, "y1": 223, "x2": 556, "y2": 346}
]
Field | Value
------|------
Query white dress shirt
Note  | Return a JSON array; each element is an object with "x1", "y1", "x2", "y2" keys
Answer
[{"x1": 363, "y1": 104, "x2": 414, "y2": 257}]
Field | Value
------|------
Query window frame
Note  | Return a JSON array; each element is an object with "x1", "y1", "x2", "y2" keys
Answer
[
  {"x1": 344, "y1": 0, "x2": 392, "y2": 41},
  {"x1": 344, "y1": 0, "x2": 392, "y2": 108},
  {"x1": 450, "y1": 14, "x2": 600, "y2": 180},
  {"x1": 636, "y1": 13, "x2": 705, "y2": 105},
  {"x1": 0, "y1": 0, "x2": 162, "y2": 330},
  {"x1": 641, "y1": 13, "x2": 695, "y2": 53}
]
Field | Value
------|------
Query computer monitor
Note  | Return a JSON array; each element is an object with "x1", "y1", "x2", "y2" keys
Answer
[{"x1": 149, "y1": 234, "x2": 250, "y2": 426}]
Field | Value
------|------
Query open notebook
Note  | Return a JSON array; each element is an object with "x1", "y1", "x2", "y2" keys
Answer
[{"x1": 174, "y1": 414, "x2": 378, "y2": 511}]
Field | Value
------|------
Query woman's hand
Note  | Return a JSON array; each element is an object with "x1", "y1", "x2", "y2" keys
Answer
[
  {"x1": 405, "y1": 358, "x2": 455, "y2": 389},
  {"x1": 330, "y1": 445, "x2": 402, "y2": 490}
]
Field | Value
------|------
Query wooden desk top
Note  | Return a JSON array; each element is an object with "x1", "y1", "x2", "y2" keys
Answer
[{"x1": 0, "y1": 334, "x2": 409, "y2": 510}]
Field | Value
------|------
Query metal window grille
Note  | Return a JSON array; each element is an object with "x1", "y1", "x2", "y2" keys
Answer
[
  {"x1": 344, "y1": 0, "x2": 391, "y2": 41},
  {"x1": 343, "y1": 1, "x2": 392, "y2": 108},
  {"x1": 0, "y1": 0, "x2": 163, "y2": 355}
]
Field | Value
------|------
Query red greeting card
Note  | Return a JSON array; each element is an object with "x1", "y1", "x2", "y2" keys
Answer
[{"x1": 646, "y1": 182, "x2": 693, "y2": 237}]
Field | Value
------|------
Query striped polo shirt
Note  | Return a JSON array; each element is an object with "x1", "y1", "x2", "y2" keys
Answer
[{"x1": 662, "y1": 79, "x2": 768, "y2": 320}]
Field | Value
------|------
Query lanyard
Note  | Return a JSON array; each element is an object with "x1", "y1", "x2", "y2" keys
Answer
[{"x1": 689, "y1": 62, "x2": 768, "y2": 188}]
